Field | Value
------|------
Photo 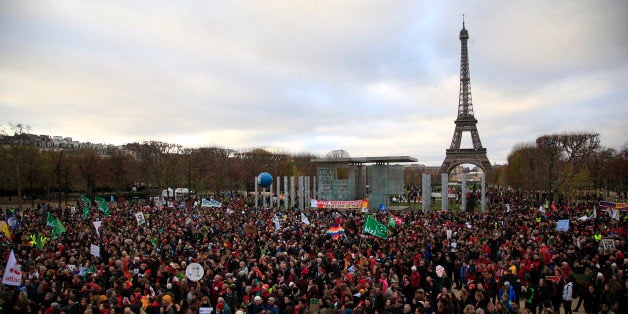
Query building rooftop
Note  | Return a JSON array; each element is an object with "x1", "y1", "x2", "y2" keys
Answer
[{"x1": 311, "y1": 156, "x2": 418, "y2": 164}]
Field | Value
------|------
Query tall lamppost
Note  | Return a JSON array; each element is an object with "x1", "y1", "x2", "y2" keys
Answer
[{"x1": 546, "y1": 140, "x2": 556, "y2": 204}]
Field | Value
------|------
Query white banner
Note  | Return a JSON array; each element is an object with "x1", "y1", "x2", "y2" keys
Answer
[
  {"x1": 201, "y1": 198, "x2": 222, "y2": 208},
  {"x1": 186, "y1": 263, "x2": 204, "y2": 281},
  {"x1": 93, "y1": 221, "x2": 102, "y2": 236},
  {"x1": 2, "y1": 250, "x2": 22, "y2": 286},
  {"x1": 90, "y1": 244, "x2": 100, "y2": 258},
  {"x1": 135, "y1": 212, "x2": 146, "y2": 225},
  {"x1": 300, "y1": 213, "x2": 310, "y2": 225}
]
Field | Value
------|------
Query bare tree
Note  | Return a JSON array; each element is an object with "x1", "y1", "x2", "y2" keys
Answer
[
  {"x1": 74, "y1": 149, "x2": 101, "y2": 199},
  {"x1": 606, "y1": 146, "x2": 627, "y2": 198},
  {"x1": 48, "y1": 151, "x2": 73, "y2": 207},
  {"x1": 126, "y1": 141, "x2": 182, "y2": 200},
  {"x1": 325, "y1": 149, "x2": 350, "y2": 159},
  {"x1": 1, "y1": 123, "x2": 33, "y2": 211},
  {"x1": 506, "y1": 142, "x2": 544, "y2": 192},
  {"x1": 106, "y1": 149, "x2": 134, "y2": 199}
]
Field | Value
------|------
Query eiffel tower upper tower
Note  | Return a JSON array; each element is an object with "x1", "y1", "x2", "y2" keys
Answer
[{"x1": 441, "y1": 20, "x2": 492, "y2": 174}]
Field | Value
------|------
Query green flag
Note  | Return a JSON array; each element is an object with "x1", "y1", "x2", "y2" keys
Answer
[
  {"x1": 388, "y1": 216, "x2": 396, "y2": 227},
  {"x1": 46, "y1": 212, "x2": 56, "y2": 228},
  {"x1": 81, "y1": 195, "x2": 91, "y2": 219},
  {"x1": 363, "y1": 215, "x2": 388, "y2": 239},
  {"x1": 95, "y1": 196, "x2": 110, "y2": 216},
  {"x1": 81, "y1": 194, "x2": 91, "y2": 205},
  {"x1": 50, "y1": 217, "x2": 66, "y2": 239},
  {"x1": 55, "y1": 218, "x2": 66, "y2": 233},
  {"x1": 28, "y1": 233, "x2": 47, "y2": 250},
  {"x1": 82, "y1": 205, "x2": 90, "y2": 219}
]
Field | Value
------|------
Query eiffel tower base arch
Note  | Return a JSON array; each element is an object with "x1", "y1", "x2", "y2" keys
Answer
[{"x1": 440, "y1": 148, "x2": 492, "y2": 174}]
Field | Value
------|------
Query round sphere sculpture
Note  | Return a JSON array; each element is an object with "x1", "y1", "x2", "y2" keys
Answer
[{"x1": 257, "y1": 172, "x2": 273, "y2": 188}]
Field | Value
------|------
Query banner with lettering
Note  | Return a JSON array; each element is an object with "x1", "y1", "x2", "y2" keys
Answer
[
  {"x1": 363, "y1": 215, "x2": 388, "y2": 239},
  {"x1": 310, "y1": 199, "x2": 369, "y2": 209},
  {"x1": 2, "y1": 250, "x2": 22, "y2": 286}
]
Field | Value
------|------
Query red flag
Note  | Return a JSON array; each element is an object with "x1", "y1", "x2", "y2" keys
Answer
[
  {"x1": 545, "y1": 275, "x2": 561, "y2": 283},
  {"x1": 392, "y1": 215, "x2": 403, "y2": 225}
]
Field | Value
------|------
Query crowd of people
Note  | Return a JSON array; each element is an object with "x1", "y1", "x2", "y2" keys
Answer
[{"x1": 0, "y1": 187, "x2": 625, "y2": 314}]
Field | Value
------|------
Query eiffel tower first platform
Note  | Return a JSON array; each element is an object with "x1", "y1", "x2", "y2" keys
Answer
[{"x1": 441, "y1": 20, "x2": 492, "y2": 174}]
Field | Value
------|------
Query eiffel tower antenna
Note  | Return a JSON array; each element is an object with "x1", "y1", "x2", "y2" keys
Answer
[{"x1": 441, "y1": 20, "x2": 492, "y2": 174}]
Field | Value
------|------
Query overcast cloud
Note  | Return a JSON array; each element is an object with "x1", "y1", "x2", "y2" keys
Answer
[{"x1": 1, "y1": 0, "x2": 626, "y2": 166}]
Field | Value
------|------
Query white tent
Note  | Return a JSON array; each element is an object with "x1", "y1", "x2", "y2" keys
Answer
[
  {"x1": 162, "y1": 187, "x2": 192, "y2": 198},
  {"x1": 174, "y1": 188, "x2": 189, "y2": 195},
  {"x1": 162, "y1": 188, "x2": 174, "y2": 198}
]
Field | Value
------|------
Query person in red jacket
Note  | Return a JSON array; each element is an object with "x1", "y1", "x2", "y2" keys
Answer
[
  {"x1": 210, "y1": 274, "x2": 223, "y2": 305},
  {"x1": 410, "y1": 266, "x2": 421, "y2": 290}
]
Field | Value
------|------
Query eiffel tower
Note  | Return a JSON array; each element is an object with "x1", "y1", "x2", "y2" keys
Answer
[{"x1": 441, "y1": 20, "x2": 491, "y2": 174}]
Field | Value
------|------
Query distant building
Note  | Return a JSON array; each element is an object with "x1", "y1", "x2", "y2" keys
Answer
[{"x1": 1, "y1": 133, "x2": 119, "y2": 156}]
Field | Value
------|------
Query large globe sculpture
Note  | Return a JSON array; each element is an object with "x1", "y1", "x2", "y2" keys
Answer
[{"x1": 257, "y1": 172, "x2": 273, "y2": 188}]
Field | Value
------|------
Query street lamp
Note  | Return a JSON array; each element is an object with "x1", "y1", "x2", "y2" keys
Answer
[{"x1": 546, "y1": 140, "x2": 556, "y2": 205}]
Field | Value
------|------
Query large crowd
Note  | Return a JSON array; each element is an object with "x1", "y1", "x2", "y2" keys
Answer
[{"x1": 0, "y1": 188, "x2": 625, "y2": 314}]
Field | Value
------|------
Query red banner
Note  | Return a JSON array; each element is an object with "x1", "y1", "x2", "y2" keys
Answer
[{"x1": 310, "y1": 199, "x2": 368, "y2": 209}]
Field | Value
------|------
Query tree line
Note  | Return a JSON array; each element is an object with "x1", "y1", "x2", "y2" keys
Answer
[
  {"x1": 504, "y1": 132, "x2": 626, "y2": 202},
  {"x1": 1, "y1": 124, "x2": 625, "y2": 210},
  {"x1": 0, "y1": 124, "x2": 318, "y2": 210}
]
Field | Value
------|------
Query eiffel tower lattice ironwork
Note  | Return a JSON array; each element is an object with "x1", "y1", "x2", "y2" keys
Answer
[{"x1": 441, "y1": 21, "x2": 491, "y2": 174}]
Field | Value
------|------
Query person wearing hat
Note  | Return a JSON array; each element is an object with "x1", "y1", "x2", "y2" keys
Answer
[
  {"x1": 216, "y1": 297, "x2": 231, "y2": 314},
  {"x1": 98, "y1": 295, "x2": 112, "y2": 314},
  {"x1": 266, "y1": 296, "x2": 279, "y2": 314},
  {"x1": 498, "y1": 281, "x2": 516, "y2": 305},
  {"x1": 410, "y1": 265, "x2": 421, "y2": 290},
  {"x1": 161, "y1": 294, "x2": 178, "y2": 314},
  {"x1": 212, "y1": 301, "x2": 225, "y2": 313},
  {"x1": 247, "y1": 295, "x2": 265, "y2": 314}
]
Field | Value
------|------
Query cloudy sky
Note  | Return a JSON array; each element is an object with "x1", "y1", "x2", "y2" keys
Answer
[{"x1": 1, "y1": 0, "x2": 626, "y2": 166}]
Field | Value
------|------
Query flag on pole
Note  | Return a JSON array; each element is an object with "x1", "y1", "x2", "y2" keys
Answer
[
  {"x1": 388, "y1": 215, "x2": 403, "y2": 227},
  {"x1": 93, "y1": 221, "x2": 102, "y2": 236},
  {"x1": 28, "y1": 233, "x2": 47, "y2": 250},
  {"x1": 273, "y1": 215, "x2": 281, "y2": 230},
  {"x1": 2, "y1": 250, "x2": 22, "y2": 286},
  {"x1": 46, "y1": 212, "x2": 56, "y2": 228},
  {"x1": 90, "y1": 244, "x2": 100, "y2": 258},
  {"x1": 82, "y1": 205, "x2": 90, "y2": 219},
  {"x1": 55, "y1": 218, "x2": 66, "y2": 233},
  {"x1": 50, "y1": 217, "x2": 66, "y2": 238},
  {"x1": 7, "y1": 212, "x2": 19, "y2": 230},
  {"x1": 81, "y1": 194, "x2": 91, "y2": 204},
  {"x1": 327, "y1": 224, "x2": 345, "y2": 239},
  {"x1": 81, "y1": 194, "x2": 91, "y2": 219},
  {"x1": 347, "y1": 265, "x2": 356, "y2": 274},
  {"x1": 363, "y1": 215, "x2": 388, "y2": 239},
  {"x1": 201, "y1": 198, "x2": 222, "y2": 208},
  {"x1": 135, "y1": 212, "x2": 145, "y2": 225},
  {"x1": 95, "y1": 196, "x2": 110, "y2": 216},
  {"x1": 0, "y1": 221, "x2": 9, "y2": 238},
  {"x1": 300, "y1": 213, "x2": 311, "y2": 225}
]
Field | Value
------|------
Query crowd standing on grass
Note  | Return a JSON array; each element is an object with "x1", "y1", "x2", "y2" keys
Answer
[{"x1": 0, "y1": 187, "x2": 626, "y2": 314}]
